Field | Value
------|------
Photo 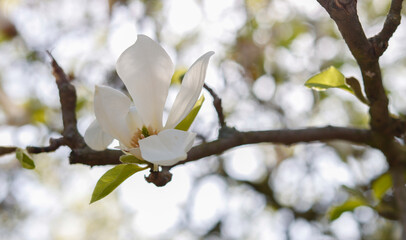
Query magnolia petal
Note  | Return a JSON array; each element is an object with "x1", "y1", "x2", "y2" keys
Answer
[
  {"x1": 94, "y1": 85, "x2": 132, "y2": 147},
  {"x1": 155, "y1": 129, "x2": 196, "y2": 153},
  {"x1": 139, "y1": 129, "x2": 196, "y2": 166},
  {"x1": 127, "y1": 147, "x2": 143, "y2": 160},
  {"x1": 117, "y1": 142, "x2": 144, "y2": 160},
  {"x1": 165, "y1": 51, "x2": 214, "y2": 129},
  {"x1": 84, "y1": 120, "x2": 114, "y2": 151},
  {"x1": 116, "y1": 34, "x2": 174, "y2": 130},
  {"x1": 126, "y1": 106, "x2": 144, "y2": 134}
]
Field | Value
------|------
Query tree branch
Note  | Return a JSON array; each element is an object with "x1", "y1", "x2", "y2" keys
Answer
[
  {"x1": 318, "y1": 0, "x2": 391, "y2": 133},
  {"x1": 47, "y1": 51, "x2": 86, "y2": 150},
  {"x1": 391, "y1": 165, "x2": 406, "y2": 239},
  {"x1": 385, "y1": 143, "x2": 406, "y2": 240},
  {"x1": 370, "y1": 0, "x2": 404, "y2": 57},
  {"x1": 204, "y1": 83, "x2": 226, "y2": 128},
  {"x1": 27, "y1": 138, "x2": 65, "y2": 154},
  {"x1": 0, "y1": 54, "x2": 84, "y2": 158},
  {"x1": 69, "y1": 147, "x2": 122, "y2": 166},
  {"x1": 67, "y1": 126, "x2": 370, "y2": 168},
  {"x1": 318, "y1": 0, "x2": 406, "y2": 237},
  {"x1": 174, "y1": 126, "x2": 371, "y2": 168},
  {"x1": 320, "y1": 0, "x2": 373, "y2": 61},
  {"x1": 0, "y1": 146, "x2": 17, "y2": 156}
]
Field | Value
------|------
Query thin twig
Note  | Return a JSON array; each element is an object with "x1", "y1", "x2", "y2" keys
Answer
[
  {"x1": 0, "y1": 146, "x2": 17, "y2": 156},
  {"x1": 370, "y1": 0, "x2": 404, "y2": 57},
  {"x1": 26, "y1": 138, "x2": 66, "y2": 154},
  {"x1": 203, "y1": 83, "x2": 226, "y2": 128}
]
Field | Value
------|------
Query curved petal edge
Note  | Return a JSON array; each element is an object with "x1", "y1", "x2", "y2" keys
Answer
[
  {"x1": 94, "y1": 85, "x2": 132, "y2": 147},
  {"x1": 84, "y1": 120, "x2": 114, "y2": 151},
  {"x1": 165, "y1": 51, "x2": 214, "y2": 129},
  {"x1": 139, "y1": 129, "x2": 196, "y2": 166}
]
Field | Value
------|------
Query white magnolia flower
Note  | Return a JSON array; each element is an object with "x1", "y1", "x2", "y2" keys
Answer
[{"x1": 84, "y1": 35, "x2": 214, "y2": 167}]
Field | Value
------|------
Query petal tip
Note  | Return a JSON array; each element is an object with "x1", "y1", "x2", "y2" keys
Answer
[
  {"x1": 207, "y1": 51, "x2": 215, "y2": 56},
  {"x1": 136, "y1": 34, "x2": 153, "y2": 41},
  {"x1": 200, "y1": 51, "x2": 215, "y2": 61}
]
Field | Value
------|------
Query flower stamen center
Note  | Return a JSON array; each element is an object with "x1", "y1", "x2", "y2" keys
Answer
[{"x1": 130, "y1": 126, "x2": 158, "y2": 148}]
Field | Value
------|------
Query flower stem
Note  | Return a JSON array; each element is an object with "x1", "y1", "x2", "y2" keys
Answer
[{"x1": 152, "y1": 164, "x2": 159, "y2": 172}]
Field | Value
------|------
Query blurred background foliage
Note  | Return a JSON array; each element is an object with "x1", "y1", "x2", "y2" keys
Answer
[{"x1": 0, "y1": 0, "x2": 405, "y2": 239}]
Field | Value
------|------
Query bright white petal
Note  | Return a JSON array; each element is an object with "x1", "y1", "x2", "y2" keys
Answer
[
  {"x1": 94, "y1": 85, "x2": 132, "y2": 147},
  {"x1": 84, "y1": 120, "x2": 114, "y2": 151},
  {"x1": 116, "y1": 34, "x2": 174, "y2": 130},
  {"x1": 126, "y1": 106, "x2": 144, "y2": 134},
  {"x1": 165, "y1": 51, "x2": 214, "y2": 129},
  {"x1": 139, "y1": 129, "x2": 196, "y2": 166}
]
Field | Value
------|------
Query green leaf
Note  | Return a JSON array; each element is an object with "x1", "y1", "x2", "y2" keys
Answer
[
  {"x1": 305, "y1": 66, "x2": 354, "y2": 93},
  {"x1": 119, "y1": 155, "x2": 148, "y2": 165},
  {"x1": 328, "y1": 197, "x2": 367, "y2": 221},
  {"x1": 15, "y1": 148, "x2": 35, "y2": 169},
  {"x1": 175, "y1": 95, "x2": 205, "y2": 131},
  {"x1": 372, "y1": 173, "x2": 392, "y2": 201},
  {"x1": 90, "y1": 164, "x2": 146, "y2": 204},
  {"x1": 171, "y1": 68, "x2": 187, "y2": 85},
  {"x1": 345, "y1": 77, "x2": 369, "y2": 105}
]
